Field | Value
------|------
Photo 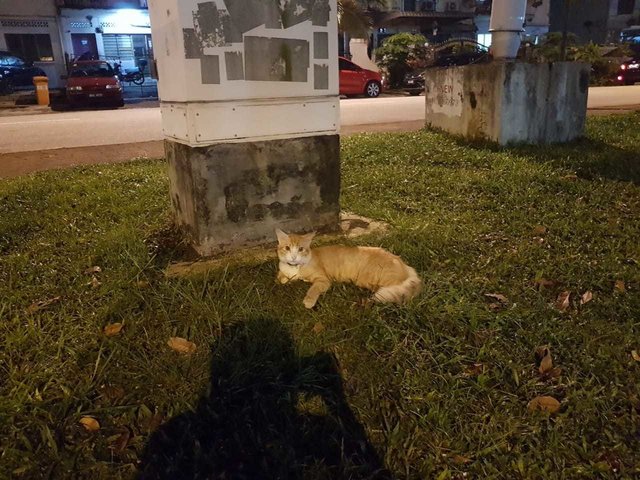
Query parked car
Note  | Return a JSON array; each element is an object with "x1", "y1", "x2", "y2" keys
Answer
[
  {"x1": 0, "y1": 51, "x2": 47, "y2": 92},
  {"x1": 339, "y1": 57, "x2": 383, "y2": 98},
  {"x1": 616, "y1": 58, "x2": 640, "y2": 85},
  {"x1": 66, "y1": 61, "x2": 124, "y2": 108},
  {"x1": 402, "y1": 50, "x2": 489, "y2": 96}
]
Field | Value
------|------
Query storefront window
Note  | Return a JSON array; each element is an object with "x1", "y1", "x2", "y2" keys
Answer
[{"x1": 4, "y1": 34, "x2": 54, "y2": 62}]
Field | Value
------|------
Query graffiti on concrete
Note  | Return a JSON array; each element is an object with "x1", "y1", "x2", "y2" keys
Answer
[{"x1": 183, "y1": 0, "x2": 330, "y2": 88}]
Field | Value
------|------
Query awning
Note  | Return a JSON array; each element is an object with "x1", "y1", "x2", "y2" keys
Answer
[{"x1": 375, "y1": 10, "x2": 474, "y2": 27}]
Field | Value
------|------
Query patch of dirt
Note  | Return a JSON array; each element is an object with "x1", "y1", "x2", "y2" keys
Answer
[{"x1": 0, "y1": 141, "x2": 164, "y2": 179}]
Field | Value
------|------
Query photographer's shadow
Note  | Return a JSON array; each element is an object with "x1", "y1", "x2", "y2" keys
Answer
[{"x1": 139, "y1": 318, "x2": 391, "y2": 480}]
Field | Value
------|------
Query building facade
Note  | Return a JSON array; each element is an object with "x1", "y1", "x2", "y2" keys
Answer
[
  {"x1": 0, "y1": 0, "x2": 66, "y2": 87},
  {"x1": 0, "y1": 0, "x2": 151, "y2": 89},
  {"x1": 549, "y1": 0, "x2": 640, "y2": 44},
  {"x1": 57, "y1": 0, "x2": 151, "y2": 74},
  {"x1": 372, "y1": 0, "x2": 476, "y2": 48}
]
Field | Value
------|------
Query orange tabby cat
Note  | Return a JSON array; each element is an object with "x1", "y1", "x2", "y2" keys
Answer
[{"x1": 275, "y1": 229, "x2": 422, "y2": 309}]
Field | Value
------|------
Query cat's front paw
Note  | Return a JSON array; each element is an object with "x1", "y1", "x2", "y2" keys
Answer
[
  {"x1": 303, "y1": 296, "x2": 317, "y2": 309},
  {"x1": 277, "y1": 272, "x2": 289, "y2": 284}
]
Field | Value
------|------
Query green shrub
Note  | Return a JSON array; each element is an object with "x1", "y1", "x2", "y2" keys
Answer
[{"x1": 375, "y1": 33, "x2": 428, "y2": 87}]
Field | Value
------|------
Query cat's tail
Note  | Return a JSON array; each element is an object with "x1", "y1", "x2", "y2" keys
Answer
[{"x1": 373, "y1": 267, "x2": 422, "y2": 304}]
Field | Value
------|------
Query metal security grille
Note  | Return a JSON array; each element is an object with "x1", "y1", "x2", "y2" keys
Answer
[
  {"x1": 5, "y1": 33, "x2": 54, "y2": 62},
  {"x1": 103, "y1": 34, "x2": 134, "y2": 60},
  {"x1": 1, "y1": 19, "x2": 49, "y2": 28}
]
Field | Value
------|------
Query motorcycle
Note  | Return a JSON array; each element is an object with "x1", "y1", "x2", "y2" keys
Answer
[{"x1": 113, "y1": 61, "x2": 145, "y2": 86}]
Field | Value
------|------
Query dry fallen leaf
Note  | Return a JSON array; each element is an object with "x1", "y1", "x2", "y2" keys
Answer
[
  {"x1": 90, "y1": 276, "x2": 102, "y2": 289},
  {"x1": 452, "y1": 454, "x2": 472, "y2": 465},
  {"x1": 141, "y1": 413, "x2": 164, "y2": 433},
  {"x1": 312, "y1": 322, "x2": 325, "y2": 334},
  {"x1": 615, "y1": 280, "x2": 626, "y2": 293},
  {"x1": 136, "y1": 280, "x2": 150, "y2": 289},
  {"x1": 546, "y1": 367, "x2": 562, "y2": 378},
  {"x1": 535, "y1": 346, "x2": 553, "y2": 374},
  {"x1": 100, "y1": 384, "x2": 125, "y2": 401},
  {"x1": 580, "y1": 291, "x2": 593, "y2": 305},
  {"x1": 463, "y1": 363, "x2": 486, "y2": 377},
  {"x1": 534, "y1": 278, "x2": 557, "y2": 290},
  {"x1": 109, "y1": 427, "x2": 131, "y2": 453},
  {"x1": 632, "y1": 350, "x2": 640, "y2": 362},
  {"x1": 26, "y1": 296, "x2": 61, "y2": 314},
  {"x1": 561, "y1": 174, "x2": 578, "y2": 181},
  {"x1": 485, "y1": 293, "x2": 508, "y2": 304},
  {"x1": 527, "y1": 396, "x2": 561, "y2": 414},
  {"x1": 555, "y1": 291, "x2": 571, "y2": 312},
  {"x1": 167, "y1": 337, "x2": 197, "y2": 355},
  {"x1": 84, "y1": 266, "x2": 102, "y2": 275},
  {"x1": 104, "y1": 323, "x2": 124, "y2": 337},
  {"x1": 533, "y1": 226, "x2": 547, "y2": 235},
  {"x1": 79, "y1": 416, "x2": 100, "y2": 431}
]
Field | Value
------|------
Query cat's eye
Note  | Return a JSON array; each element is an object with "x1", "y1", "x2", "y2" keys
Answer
[
  {"x1": 285, "y1": 246, "x2": 290, "y2": 251},
  {"x1": 299, "y1": 247, "x2": 305, "y2": 252}
]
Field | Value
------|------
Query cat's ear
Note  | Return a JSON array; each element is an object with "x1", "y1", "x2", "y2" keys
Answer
[
  {"x1": 300, "y1": 231, "x2": 316, "y2": 248},
  {"x1": 275, "y1": 229, "x2": 289, "y2": 245}
]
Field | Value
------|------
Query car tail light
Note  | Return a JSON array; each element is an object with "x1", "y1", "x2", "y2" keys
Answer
[
  {"x1": 620, "y1": 64, "x2": 626, "y2": 70},
  {"x1": 68, "y1": 86, "x2": 83, "y2": 91},
  {"x1": 617, "y1": 75, "x2": 624, "y2": 81}
]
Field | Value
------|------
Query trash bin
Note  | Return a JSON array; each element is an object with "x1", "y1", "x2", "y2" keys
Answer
[{"x1": 33, "y1": 76, "x2": 50, "y2": 106}]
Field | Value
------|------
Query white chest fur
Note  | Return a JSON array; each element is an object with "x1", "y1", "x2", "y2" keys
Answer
[{"x1": 279, "y1": 262, "x2": 301, "y2": 280}]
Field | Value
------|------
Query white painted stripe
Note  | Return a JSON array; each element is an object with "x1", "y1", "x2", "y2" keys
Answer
[{"x1": 0, "y1": 118, "x2": 81, "y2": 126}]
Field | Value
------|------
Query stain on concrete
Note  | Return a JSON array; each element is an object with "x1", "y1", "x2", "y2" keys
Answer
[
  {"x1": 200, "y1": 55, "x2": 220, "y2": 84},
  {"x1": 314, "y1": 32, "x2": 328, "y2": 59},
  {"x1": 183, "y1": 28, "x2": 203, "y2": 59},
  {"x1": 314, "y1": 64, "x2": 329, "y2": 90},
  {"x1": 193, "y1": 1, "x2": 230, "y2": 47},
  {"x1": 312, "y1": 0, "x2": 330, "y2": 26},
  {"x1": 579, "y1": 69, "x2": 589, "y2": 93},
  {"x1": 245, "y1": 37, "x2": 309, "y2": 82},
  {"x1": 225, "y1": 51, "x2": 244, "y2": 80},
  {"x1": 469, "y1": 91, "x2": 477, "y2": 109}
]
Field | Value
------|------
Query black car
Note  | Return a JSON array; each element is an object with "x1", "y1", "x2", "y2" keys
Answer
[
  {"x1": 0, "y1": 51, "x2": 47, "y2": 93},
  {"x1": 616, "y1": 58, "x2": 640, "y2": 85},
  {"x1": 402, "y1": 50, "x2": 489, "y2": 96}
]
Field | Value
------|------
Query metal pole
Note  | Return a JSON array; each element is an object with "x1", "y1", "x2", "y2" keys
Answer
[{"x1": 489, "y1": 0, "x2": 527, "y2": 59}]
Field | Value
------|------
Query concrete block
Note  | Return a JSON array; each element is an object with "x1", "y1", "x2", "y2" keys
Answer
[
  {"x1": 166, "y1": 135, "x2": 340, "y2": 255},
  {"x1": 424, "y1": 62, "x2": 590, "y2": 145}
]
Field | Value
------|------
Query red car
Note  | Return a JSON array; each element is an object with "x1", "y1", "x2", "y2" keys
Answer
[
  {"x1": 66, "y1": 61, "x2": 124, "y2": 108},
  {"x1": 339, "y1": 57, "x2": 382, "y2": 98}
]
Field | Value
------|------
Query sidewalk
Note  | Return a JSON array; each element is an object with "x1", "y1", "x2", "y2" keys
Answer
[{"x1": 0, "y1": 82, "x2": 159, "y2": 117}]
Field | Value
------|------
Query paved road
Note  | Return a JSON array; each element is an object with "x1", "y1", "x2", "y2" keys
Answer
[{"x1": 1, "y1": 85, "x2": 639, "y2": 154}]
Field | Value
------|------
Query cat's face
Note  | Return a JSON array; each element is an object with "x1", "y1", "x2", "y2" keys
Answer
[{"x1": 275, "y1": 229, "x2": 314, "y2": 266}]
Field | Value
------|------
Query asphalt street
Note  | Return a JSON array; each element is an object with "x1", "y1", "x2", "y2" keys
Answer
[{"x1": 0, "y1": 85, "x2": 639, "y2": 154}]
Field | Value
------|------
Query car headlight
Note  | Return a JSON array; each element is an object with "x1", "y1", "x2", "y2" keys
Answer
[
  {"x1": 68, "y1": 86, "x2": 83, "y2": 91},
  {"x1": 105, "y1": 84, "x2": 121, "y2": 90}
]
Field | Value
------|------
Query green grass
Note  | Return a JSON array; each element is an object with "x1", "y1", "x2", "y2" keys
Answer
[{"x1": 1, "y1": 114, "x2": 640, "y2": 479}]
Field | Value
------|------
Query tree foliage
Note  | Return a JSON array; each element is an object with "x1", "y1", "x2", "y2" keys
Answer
[
  {"x1": 338, "y1": 0, "x2": 387, "y2": 37},
  {"x1": 374, "y1": 33, "x2": 428, "y2": 87}
]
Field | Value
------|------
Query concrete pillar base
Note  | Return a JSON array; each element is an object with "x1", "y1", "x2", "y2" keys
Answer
[
  {"x1": 166, "y1": 135, "x2": 340, "y2": 256},
  {"x1": 424, "y1": 62, "x2": 590, "y2": 145}
]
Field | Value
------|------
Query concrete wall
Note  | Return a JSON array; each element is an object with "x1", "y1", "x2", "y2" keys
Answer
[
  {"x1": 0, "y1": 0, "x2": 66, "y2": 88},
  {"x1": 349, "y1": 38, "x2": 378, "y2": 72},
  {"x1": 424, "y1": 61, "x2": 589, "y2": 145},
  {"x1": 58, "y1": 8, "x2": 151, "y2": 70},
  {"x1": 0, "y1": 0, "x2": 57, "y2": 17},
  {"x1": 549, "y1": 0, "x2": 610, "y2": 44},
  {"x1": 166, "y1": 135, "x2": 340, "y2": 255}
]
